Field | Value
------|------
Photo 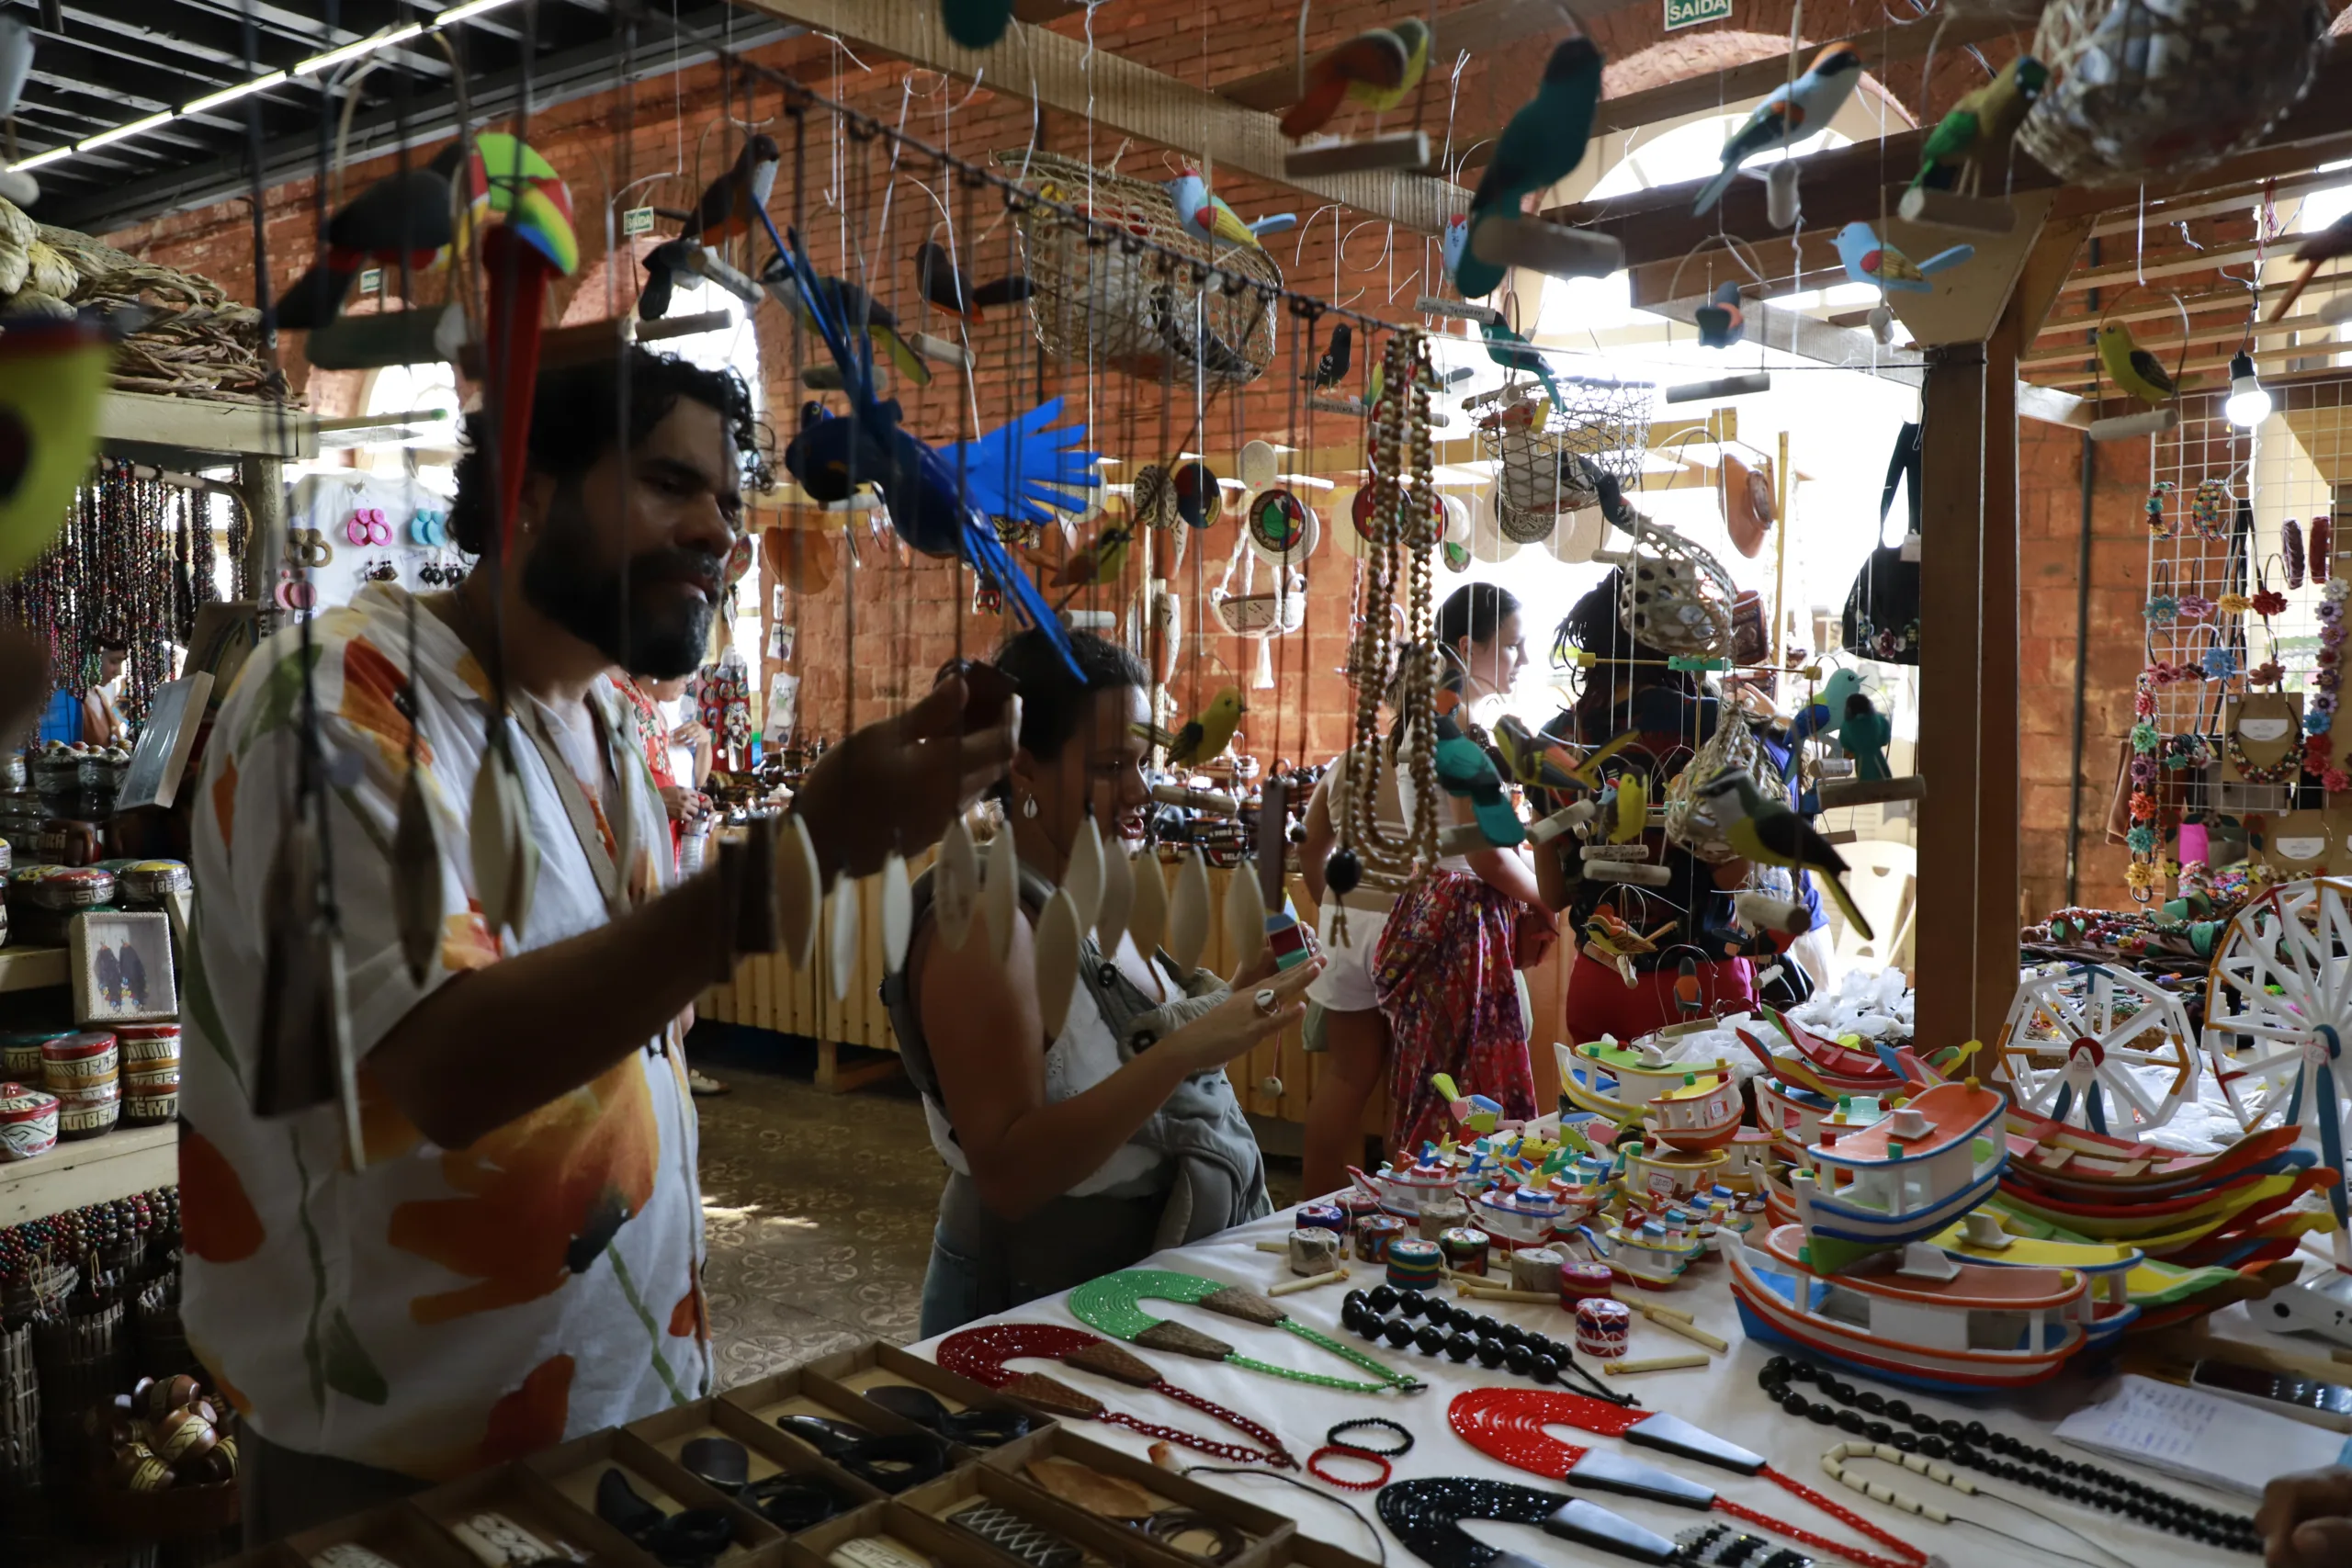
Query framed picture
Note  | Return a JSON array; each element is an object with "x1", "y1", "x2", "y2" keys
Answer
[{"x1": 70, "y1": 911, "x2": 177, "y2": 1026}]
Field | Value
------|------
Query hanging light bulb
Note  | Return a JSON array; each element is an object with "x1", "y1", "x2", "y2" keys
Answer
[{"x1": 2224, "y1": 350, "x2": 2272, "y2": 428}]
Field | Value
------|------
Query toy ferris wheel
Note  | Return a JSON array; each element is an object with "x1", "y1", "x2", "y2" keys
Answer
[{"x1": 1995, "y1": 961, "x2": 2199, "y2": 1137}]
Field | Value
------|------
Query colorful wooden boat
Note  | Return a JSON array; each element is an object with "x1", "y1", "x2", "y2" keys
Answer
[
  {"x1": 1755, "y1": 1074, "x2": 1843, "y2": 1146},
  {"x1": 1769, "y1": 1007, "x2": 1905, "y2": 1088},
  {"x1": 1471, "y1": 1183, "x2": 1592, "y2": 1250},
  {"x1": 1555, "y1": 1038, "x2": 1716, "y2": 1125},
  {"x1": 1927, "y1": 1211, "x2": 2139, "y2": 1349},
  {"x1": 1727, "y1": 1224, "x2": 2089, "y2": 1393},
  {"x1": 1788, "y1": 1081, "x2": 2007, "y2": 1253},
  {"x1": 1720, "y1": 1126, "x2": 1776, "y2": 1195},
  {"x1": 1578, "y1": 1213, "x2": 1706, "y2": 1288},
  {"x1": 1349, "y1": 1157, "x2": 1461, "y2": 1218},
  {"x1": 1645, "y1": 1071, "x2": 1743, "y2": 1153},
  {"x1": 1622, "y1": 1140, "x2": 1730, "y2": 1204}
]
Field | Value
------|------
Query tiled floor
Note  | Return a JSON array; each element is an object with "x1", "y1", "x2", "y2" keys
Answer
[{"x1": 689, "y1": 1031, "x2": 1301, "y2": 1382}]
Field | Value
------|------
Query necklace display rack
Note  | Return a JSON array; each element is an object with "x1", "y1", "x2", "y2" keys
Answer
[
  {"x1": 1069, "y1": 1269, "x2": 1423, "y2": 1394},
  {"x1": 936, "y1": 1323, "x2": 1295, "y2": 1468}
]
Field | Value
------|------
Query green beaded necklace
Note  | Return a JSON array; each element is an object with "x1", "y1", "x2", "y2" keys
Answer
[{"x1": 1067, "y1": 1269, "x2": 1423, "y2": 1394}]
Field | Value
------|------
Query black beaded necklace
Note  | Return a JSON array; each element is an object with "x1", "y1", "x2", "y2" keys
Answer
[
  {"x1": 1340, "y1": 1286, "x2": 1637, "y2": 1407},
  {"x1": 1756, "y1": 1357, "x2": 2259, "y2": 1555}
]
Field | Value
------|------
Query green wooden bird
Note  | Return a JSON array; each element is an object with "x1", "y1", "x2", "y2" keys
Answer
[
  {"x1": 1453, "y1": 36, "x2": 1605, "y2": 301},
  {"x1": 1159, "y1": 686, "x2": 1247, "y2": 768},
  {"x1": 1698, "y1": 771, "x2": 1872, "y2": 941},
  {"x1": 1435, "y1": 735, "x2": 1524, "y2": 847},
  {"x1": 1909, "y1": 55, "x2": 2050, "y2": 199},
  {"x1": 1838, "y1": 693, "x2": 1892, "y2": 783}
]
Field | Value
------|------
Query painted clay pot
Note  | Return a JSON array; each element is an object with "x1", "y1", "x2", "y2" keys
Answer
[
  {"x1": 26, "y1": 865, "x2": 110, "y2": 908},
  {"x1": 56, "y1": 1094, "x2": 119, "y2": 1140},
  {"x1": 116, "y1": 1024, "x2": 180, "y2": 1068},
  {"x1": 0, "y1": 1080, "x2": 58, "y2": 1160},
  {"x1": 116, "y1": 861, "x2": 189, "y2": 907},
  {"x1": 41, "y1": 1032, "x2": 116, "y2": 1092}
]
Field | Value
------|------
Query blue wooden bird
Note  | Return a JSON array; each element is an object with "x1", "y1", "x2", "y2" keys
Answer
[
  {"x1": 1455, "y1": 36, "x2": 1605, "y2": 302},
  {"x1": 1480, "y1": 318, "x2": 1566, "y2": 414},
  {"x1": 1838, "y1": 692, "x2": 1892, "y2": 782},
  {"x1": 768, "y1": 216, "x2": 1093, "y2": 676},
  {"x1": 1695, "y1": 281, "x2": 1746, "y2": 348}
]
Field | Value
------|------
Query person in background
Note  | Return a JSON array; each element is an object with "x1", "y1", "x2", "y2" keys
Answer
[
  {"x1": 1296, "y1": 661, "x2": 1410, "y2": 1200},
  {"x1": 887, "y1": 630, "x2": 1316, "y2": 1337},
  {"x1": 183, "y1": 348, "x2": 1017, "y2": 1541},
  {"x1": 1374, "y1": 583, "x2": 1556, "y2": 1161},
  {"x1": 82, "y1": 636, "x2": 129, "y2": 747},
  {"x1": 2262, "y1": 1466, "x2": 2352, "y2": 1563}
]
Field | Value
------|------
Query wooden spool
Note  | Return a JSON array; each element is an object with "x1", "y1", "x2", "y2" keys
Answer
[
  {"x1": 1470, "y1": 216, "x2": 1624, "y2": 282},
  {"x1": 2088, "y1": 408, "x2": 2178, "y2": 442},
  {"x1": 1415, "y1": 297, "x2": 1502, "y2": 326},
  {"x1": 1585, "y1": 861, "x2": 1672, "y2": 886},
  {"x1": 1896, "y1": 186, "x2": 2017, "y2": 235}
]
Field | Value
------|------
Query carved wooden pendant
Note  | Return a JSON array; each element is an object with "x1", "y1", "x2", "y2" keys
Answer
[
  {"x1": 827, "y1": 872, "x2": 860, "y2": 1000},
  {"x1": 1129, "y1": 848, "x2": 1169, "y2": 960},
  {"x1": 983, "y1": 826, "x2": 1020, "y2": 965},
  {"x1": 1063, "y1": 814, "x2": 1103, "y2": 933},
  {"x1": 880, "y1": 850, "x2": 913, "y2": 975},
  {"x1": 392, "y1": 765, "x2": 441, "y2": 987},
  {"x1": 1095, "y1": 831, "x2": 1135, "y2": 953},
  {"x1": 1224, "y1": 856, "x2": 1267, "y2": 972},
  {"x1": 778, "y1": 813, "x2": 821, "y2": 970},
  {"x1": 469, "y1": 732, "x2": 537, "y2": 937}
]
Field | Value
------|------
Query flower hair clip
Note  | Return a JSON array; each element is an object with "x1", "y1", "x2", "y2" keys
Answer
[
  {"x1": 2177, "y1": 592, "x2": 2216, "y2": 623},
  {"x1": 2145, "y1": 481, "x2": 2177, "y2": 539},
  {"x1": 2218, "y1": 592, "x2": 2251, "y2": 617}
]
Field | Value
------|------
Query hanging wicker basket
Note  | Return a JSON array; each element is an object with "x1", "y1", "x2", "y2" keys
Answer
[
  {"x1": 2018, "y1": 0, "x2": 2329, "y2": 186},
  {"x1": 1479, "y1": 375, "x2": 1653, "y2": 540},
  {"x1": 1607, "y1": 520, "x2": 1737, "y2": 659},
  {"x1": 1664, "y1": 714, "x2": 1767, "y2": 863},
  {"x1": 993, "y1": 150, "x2": 1281, "y2": 386}
]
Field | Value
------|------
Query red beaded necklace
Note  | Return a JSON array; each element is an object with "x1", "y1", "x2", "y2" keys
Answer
[
  {"x1": 938, "y1": 1323, "x2": 1296, "y2": 1470},
  {"x1": 1449, "y1": 1387, "x2": 1927, "y2": 1568}
]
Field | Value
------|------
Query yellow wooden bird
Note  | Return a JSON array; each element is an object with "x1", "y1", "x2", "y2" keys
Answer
[
  {"x1": 1279, "y1": 18, "x2": 1432, "y2": 139},
  {"x1": 2098, "y1": 322, "x2": 2176, "y2": 406},
  {"x1": 1163, "y1": 686, "x2": 1248, "y2": 767},
  {"x1": 1698, "y1": 772, "x2": 1873, "y2": 941},
  {"x1": 1054, "y1": 525, "x2": 1130, "y2": 605},
  {"x1": 1606, "y1": 774, "x2": 1647, "y2": 844}
]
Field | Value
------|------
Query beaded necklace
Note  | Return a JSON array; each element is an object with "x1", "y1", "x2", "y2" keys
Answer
[
  {"x1": 1757, "y1": 1357, "x2": 2259, "y2": 1554},
  {"x1": 934, "y1": 1324, "x2": 1294, "y2": 1469},
  {"x1": 1819, "y1": 1442, "x2": 2132, "y2": 1568},
  {"x1": 1067, "y1": 1269, "x2": 1422, "y2": 1394},
  {"x1": 1340, "y1": 1289, "x2": 1631, "y2": 1407},
  {"x1": 1450, "y1": 1387, "x2": 1925, "y2": 1568}
]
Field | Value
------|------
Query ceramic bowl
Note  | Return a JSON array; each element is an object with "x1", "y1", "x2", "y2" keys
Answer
[
  {"x1": 0, "y1": 1080, "x2": 58, "y2": 1161},
  {"x1": 116, "y1": 861, "x2": 189, "y2": 907},
  {"x1": 57, "y1": 1098, "x2": 119, "y2": 1140},
  {"x1": 0, "y1": 1029, "x2": 63, "y2": 1079},
  {"x1": 41, "y1": 1032, "x2": 117, "y2": 1090},
  {"x1": 51, "y1": 1077, "x2": 119, "y2": 1109},
  {"x1": 119, "y1": 1092, "x2": 176, "y2": 1126},
  {"x1": 123, "y1": 1065, "x2": 177, "y2": 1093}
]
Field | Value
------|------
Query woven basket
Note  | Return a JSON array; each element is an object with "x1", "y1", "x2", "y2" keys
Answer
[
  {"x1": 1664, "y1": 714, "x2": 1767, "y2": 864},
  {"x1": 1481, "y1": 376, "x2": 1653, "y2": 541},
  {"x1": 32, "y1": 1303, "x2": 123, "y2": 1453},
  {"x1": 2018, "y1": 0, "x2": 2328, "y2": 186},
  {"x1": 0, "y1": 1319, "x2": 40, "y2": 1488},
  {"x1": 993, "y1": 151, "x2": 1280, "y2": 386},
  {"x1": 1609, "y1": 521, "x2": 1736, "y2": 659}
]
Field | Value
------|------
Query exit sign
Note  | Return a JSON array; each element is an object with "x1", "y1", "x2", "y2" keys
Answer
[
  {"x1": 623, "y1": 206, "x2": 658, "y2": 237},
  {"x1": 1666, "y1": 0, "x2": 1731, "y2": 28}
]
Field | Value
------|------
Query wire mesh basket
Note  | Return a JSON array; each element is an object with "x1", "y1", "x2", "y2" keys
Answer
[
  {"x1": 2018, "y1": 0, "x2": 2328, "y2": 186},
  {"x1": 1480, "y1": 375, "x2": 1654, "y2": 542},
  {"x1": 1664, "y1": 713, "x2": 1766, "y2": 864},
  {"x1": 1604, "y1": 519, "x2": 1736, "y2": 659},
  {"x1": 993, "y1": 151, "x2": 1281, "y2": 386}
]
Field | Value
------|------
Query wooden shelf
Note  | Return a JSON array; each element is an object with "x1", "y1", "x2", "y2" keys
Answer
[
  {"x1": 0, "y1": 946, "x2": 68, "y2": 994},
  {"x1": 95, "y1": 389, "x2": 318, "y2": 464},
  {"x1": 0, "y1": 1122, "x2": 177, "y2": 1227}
]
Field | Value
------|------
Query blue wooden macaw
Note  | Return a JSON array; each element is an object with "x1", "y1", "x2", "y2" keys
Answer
[{"x1": 766, "y1": 214, "x2": 1092, "y2": 677}]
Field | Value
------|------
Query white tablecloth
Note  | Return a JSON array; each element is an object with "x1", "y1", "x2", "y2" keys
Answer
[{"x1": 908, "y1": 1202, "x2": 2256, "y2": 1568}]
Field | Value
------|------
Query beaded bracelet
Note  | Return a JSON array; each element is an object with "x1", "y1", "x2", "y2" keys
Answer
[
  {"x1": 1326, "y1": 1417, "x2": 1414, "y2": 1458},
  {"x1": 1307, "y1": 1445, "x2": 1392, "y2": 1490}
]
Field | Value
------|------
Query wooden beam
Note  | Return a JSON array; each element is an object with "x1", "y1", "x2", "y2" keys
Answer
[
  {"x1": 729, "y1": 0, "x2": 1468, "y2": 232},
  {"x1": 1913, "y1": 340, "x2": 1990, "y2": 1049},
  {"x1": 2033, "y1": 280, "x2": 2298, "y2": 336},
  {"x1": 1219, "y1": 0, "x2": 1588, "y2": 113},
  {"x1": 2021, "y1": 311, "x2": 2328, "y2": 367},
  {"x1": 2024, "y1": 337, "x2": 2348, "y2": 389},
  {"x1": 2063, "y1": 242, "x2": 2267, "y2": 294},
  {"x1": 2016, "y1": 382, "x2": 2092, "y2": 428},
  {"x1": 96, "y1": 389, "x2": 316, "y2": 462},
  {"x1": 1645, "y1": 294, "x2": 1925, "y2": 387},
  {"x1": 1975, "y1": 304, "x2": 2023, "y2": 1043}
]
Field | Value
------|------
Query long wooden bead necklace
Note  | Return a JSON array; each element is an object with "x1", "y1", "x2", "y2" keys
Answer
[
  {"x1": 936, "y1": 1323, "x2": 1294, "y2": 1469},
  {"x1": 1449, "y1": 1388, "x2": 1927, "y2": 1568}
]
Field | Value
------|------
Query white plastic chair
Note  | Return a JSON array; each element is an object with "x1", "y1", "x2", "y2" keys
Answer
[{"x1": 1820, "y1": 839, "x2": 1916, "y2": 981}]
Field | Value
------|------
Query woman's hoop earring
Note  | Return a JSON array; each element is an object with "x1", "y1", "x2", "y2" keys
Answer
[{"x1": 1021, "y1": 794, "x2": 1039, "y2": 819}]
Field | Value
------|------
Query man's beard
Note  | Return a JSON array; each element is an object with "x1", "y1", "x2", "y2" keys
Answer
[{"x1": 520, "y1": 493, "x2": 723, "y2": 680}]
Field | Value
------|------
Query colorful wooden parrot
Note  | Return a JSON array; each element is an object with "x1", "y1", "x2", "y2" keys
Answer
[
  {"x1": 1694, "y1": 280, "x2": 1746, "y2": 348},
  {"x1": 1699, "y1": 771, "x2": 1873, "y2": 941},
  {"x1": 1836, "y1": 220, "x2": 1971, "y2": 294},
  {"x1": 275, "y1": 141, "x2": 466, "y2": 331},
  {"x1": 2098, "y1": 321, "x2": 2177, "y2": 405},
  {"x1": 1164, "y1": 686, "x2": 1248, "y2": 767},
  {"x1": 466, "y1": 134, "x2": 579, "y2": 564},
  {"x1": 762, "y1": 254, "x2": 932, "y2": 388},
  {"x1": 1480, "y1": 318, "x2": 1566, "y2": 413},
  {"x1": 1456, "y1": 36, "x2": 1605, "y2": 301},
  {"x1": 0, "y1": 312, "x2": 114, "y2": 577},
  {"x1": 685, "y1": 134, "x2": 780, "y2": 246},
  {"x1": 1163, "y1": 166, "x2": 1297, "y2": 250},
  {"x1": 1908, "y1": 55, "x2": 2050, "y2": 198},
  {"x1": 771, "y1": 220, "x2": 1094, "y2": 680},
  {"x1": 914, "y1": 241, "x2": 1035, "y2": 321},
  {"x1": 1691, "y1": 43, "x2": 1864, "y2": 216},
  {"x1": 1279, "y1": 18, "x2": 1431, "y2": 139},
  {"x1": 1493, "y1": 714, "x2": 1583, "y2": 795},
  {"x1": 1435, "y1": 734, "x2": 1524, "y2": 847}
]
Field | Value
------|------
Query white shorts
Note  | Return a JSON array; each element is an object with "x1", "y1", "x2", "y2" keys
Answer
[{"x1": 1308, "y1": 899, "x2": 1389, "y2": 1013}]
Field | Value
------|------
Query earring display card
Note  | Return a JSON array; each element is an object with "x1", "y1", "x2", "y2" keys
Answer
[
  {"x1": 2222, "y1": 693, "x2": 2303, "y2": 784},
  {"x1": 2268, "y1": 807, "x2": 2334, "y2": 877},
  {"x1": 409, "y1": 1461, "x2": 654, "y2": 1568},
  {"x1": 978, "y1": 1426, "x2": 1287, "y2": 1564}
]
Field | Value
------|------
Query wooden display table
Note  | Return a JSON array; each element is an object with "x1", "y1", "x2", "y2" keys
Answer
[{"x1": 0, "y1": 1122, "x2": 178, "y2": 1227}]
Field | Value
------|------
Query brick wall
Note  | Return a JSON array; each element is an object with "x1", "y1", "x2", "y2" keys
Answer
[{"x1": 94, "y1": 2, "x2": 2120, "y2": 892}]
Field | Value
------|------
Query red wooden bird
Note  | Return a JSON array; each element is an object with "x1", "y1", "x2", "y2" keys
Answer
[
  {"x1": 686, "y1": 134, "x2": 780, "y2": 245},
  {"x1": 2272, "y1": 212, "x2": 2352, "y2": 321}
]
